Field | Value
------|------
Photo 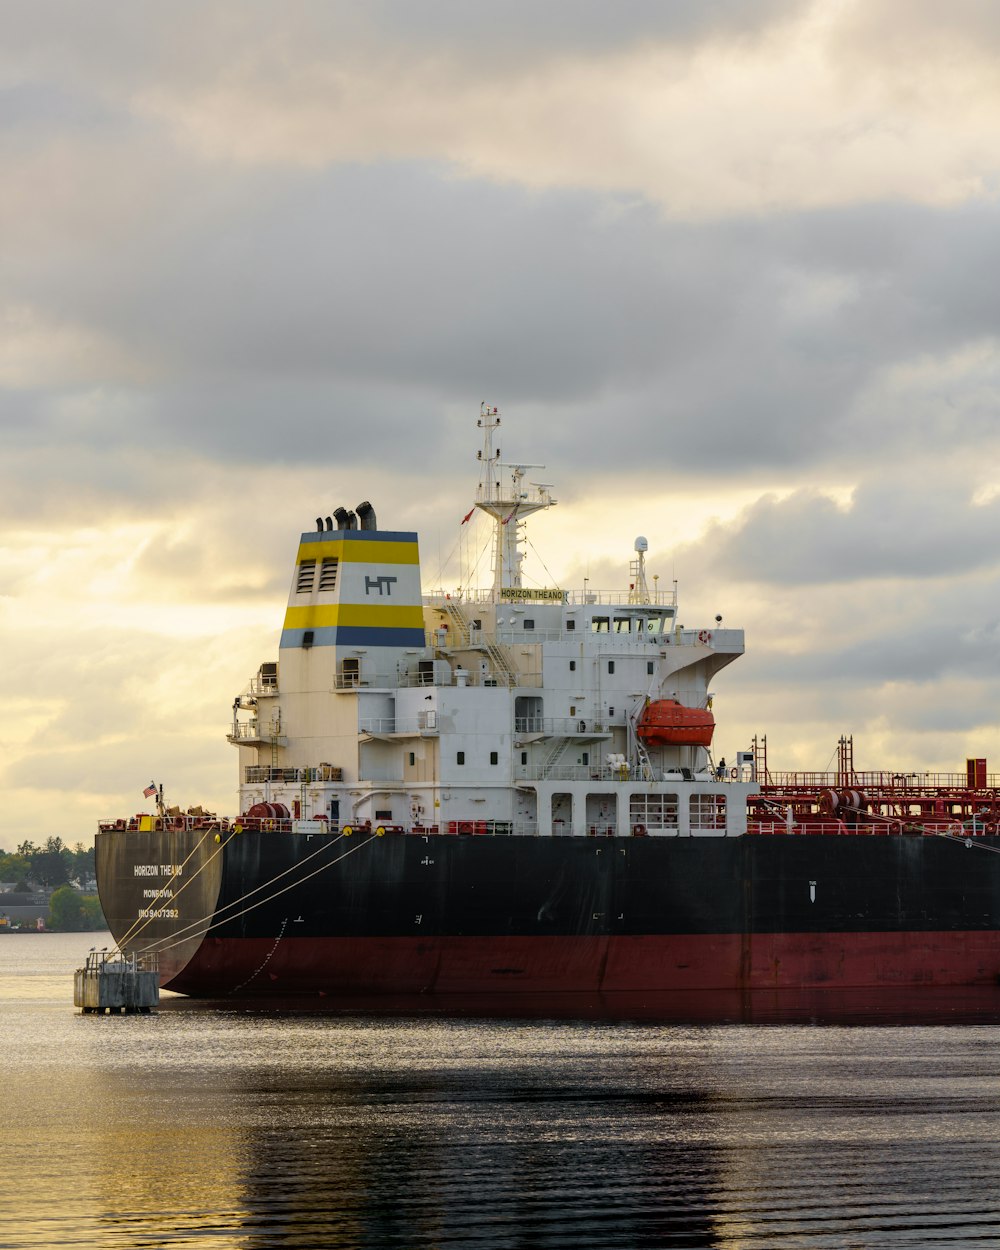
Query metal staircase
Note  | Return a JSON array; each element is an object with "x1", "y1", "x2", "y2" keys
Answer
[
  {"x1": 440, "y1": 599, "x2": 519, "y2": 688},
  {"x1": 483, "y1": 637, "x2": 518, "y2": 687},
  {"x1": 442, "y1": 599, "x2": 471, "y2": 646},
  {"x1": 539, "y1": 737, "x2": 569, "y2": 779}
]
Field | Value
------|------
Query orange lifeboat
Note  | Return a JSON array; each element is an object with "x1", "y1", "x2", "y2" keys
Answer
[{"x1": 636, "y1": 699, "x2": 715, "y2": 747}]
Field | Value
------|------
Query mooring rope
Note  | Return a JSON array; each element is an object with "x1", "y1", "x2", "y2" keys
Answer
[
  {"x1": 128, "y1": 827, "x2": 349, "y2": 955},
  {"x1": 934, "y1": 829, "x2": 1000, "y2": 856},
  {"x1": 113, "y1": 825, "x2": 221, "y2": 951},
  {"x1": 141, "y1": 833, "x2": 378, "y2": 959}
]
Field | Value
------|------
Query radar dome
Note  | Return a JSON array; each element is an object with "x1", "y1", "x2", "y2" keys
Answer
[{"x1": 634, "y1": 536, "x2": 648, "y2": 552}]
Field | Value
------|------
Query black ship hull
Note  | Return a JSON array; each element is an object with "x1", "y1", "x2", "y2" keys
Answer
[{"x1": 95, "y1": 826, "x2": 1000, "y2": 1007}]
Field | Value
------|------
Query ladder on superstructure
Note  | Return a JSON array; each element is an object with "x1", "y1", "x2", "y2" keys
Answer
[
  {"x1": 539, "y1": 736, "x2": 569, "y2": 779},
  {"x1": 752, "y1": 734, "x2": 770, "y2": 786},
  {"x1": 441, "y1": 599, "x2": 519, "y2": 688},
  {"x1": 835, "y1": 734, "x2": 856, "y2": 788}
]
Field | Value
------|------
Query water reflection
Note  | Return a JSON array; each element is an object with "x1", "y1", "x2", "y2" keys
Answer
[
  {"x1": 5, "y1": 937, "x2": 1000, "y2": 1249},
  {"x1": 229, "y1": 1063, "x2": 723, "y2": 1249},
  {"x1": 174, "y1": 982, "x2": 1000, "y2": 1025}
]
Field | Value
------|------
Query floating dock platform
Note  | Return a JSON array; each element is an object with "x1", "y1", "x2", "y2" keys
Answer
[{"x1": 74, "y1": 949, "x2": 159, "y2": 1014}]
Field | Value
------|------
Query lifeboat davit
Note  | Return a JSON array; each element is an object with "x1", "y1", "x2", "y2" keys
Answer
[{"x1": 636, "y1": 699, "x2": 715, "y2": 747}]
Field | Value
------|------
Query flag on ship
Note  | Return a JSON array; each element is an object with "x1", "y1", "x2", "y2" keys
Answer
[
  {"x1": 461, "y1": 507, "x2": 475, "y2": 524},
  {"x1": 143, "y1": 783, "x2": 157, "y2": 797}
]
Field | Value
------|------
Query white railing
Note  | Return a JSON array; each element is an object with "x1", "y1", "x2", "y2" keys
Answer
[
  {"x1": 228, "y1": 720, "x2": 283, "y2": 741},
  {"x1": 495, "y1": 628, "x2": 564, "y2": 644},
  {"x1": 424, "y1": 588, "x2": 679, "y2": 608},
  {"x1": 517, "y1": 765, "x2": 620, "y2": 782},
  {"x1": 359, "y1": 716, "x2": 439, "y2": 736},
  {"x1": 245, "y1": 765, "x2": 342, "y2": 783},
  {"x1": 515, "y1": 764, "x2": 723, "y2": 782},
  {"x1": 248, "y1": 676, "x2": 279, "y2": 696},
  {"x1": 514, "y1": 716, "x2": 612, "y2": 737}
]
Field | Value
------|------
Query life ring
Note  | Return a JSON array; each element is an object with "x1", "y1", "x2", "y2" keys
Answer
[
  {"x1": 730, "y1": 767, "x2": 738, "y2": 779},
  {"x1": 632, "y1": 823, "x2": 646, "y2": 837},
  {"x1": 214, "y1": 833, "x2": 222, "y2": 844},
  {"x1": 698, "y1": 630, "x2": 712, "y2": 644},
  {"x1": 342, "y1": 824, "x2": 353, "y2": 836},
  {"x1": 375, "y1": 825, "x2": 386, "y2": 836}
]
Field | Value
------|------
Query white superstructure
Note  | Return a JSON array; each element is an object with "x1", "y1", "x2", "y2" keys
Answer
[{"x1": 229, "y1": 404, "x2": 754, "y2": 838}]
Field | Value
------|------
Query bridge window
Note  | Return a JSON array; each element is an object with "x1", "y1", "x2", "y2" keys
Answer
[{"x1": 592, "y1": 617, "x2": 609, "y2": 633}]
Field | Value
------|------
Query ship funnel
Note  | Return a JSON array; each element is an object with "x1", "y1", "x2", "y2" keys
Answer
[
  {"x1": 324, "y1": 516, "x2": 333, "y2": 531},
  {"x1": 346, "y1": 510, "x2": 358, "y2": 530},
  {"x1": 334, "y1": 507, "x2": 351, "y2": 530},
  {"x1": 315, "y1": 517, "x2": 324, "y2": 532},
  {"x1": 356, "y1": 501, "x2": 377, "y2": 531}
]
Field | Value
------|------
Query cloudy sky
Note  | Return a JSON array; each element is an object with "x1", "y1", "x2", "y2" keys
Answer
[{"x1": 4, "y1": 0, "x2": 1000, "y2": 842}]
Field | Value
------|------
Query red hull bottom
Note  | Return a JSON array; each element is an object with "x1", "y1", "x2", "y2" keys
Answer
[{"x1": 168, "y1": 930, "x2": 1000, "y2": 1002}]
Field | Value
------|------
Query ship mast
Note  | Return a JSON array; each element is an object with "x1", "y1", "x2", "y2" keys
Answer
[{"x1": 474, "y1": 403, "x2": 556, "y2": 601}]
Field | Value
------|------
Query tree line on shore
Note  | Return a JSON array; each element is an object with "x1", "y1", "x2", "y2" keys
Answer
[{"x1": 1, "y1": 838, "x2": 105, "y2": 931}]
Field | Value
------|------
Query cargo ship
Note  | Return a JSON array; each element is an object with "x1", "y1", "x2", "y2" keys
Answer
[{"x1": 96, "y1": 405, "x2": 1000, "y2": 1008}]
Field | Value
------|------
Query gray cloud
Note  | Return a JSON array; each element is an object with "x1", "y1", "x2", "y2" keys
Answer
[
  {"x1": 690, "y1": 476, "x2": 1000, "y2": 586},
  {"x1": 8, "y1": 157, "x2": 1000, "y2": 489},
  {"x1": 6, "y1": 0, "x2": 1000, "y2": 838}
]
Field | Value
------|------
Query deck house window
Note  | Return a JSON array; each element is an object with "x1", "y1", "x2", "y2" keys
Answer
[
  {"x1": 457, "y1": 751, "x2": 465, "y2": 766},
  {"x1": 630, "y1": 793, "x2": 678, "y2": 832},
  {"x1": 690, "y1": 794, "x2": 726, "y2": 832}
]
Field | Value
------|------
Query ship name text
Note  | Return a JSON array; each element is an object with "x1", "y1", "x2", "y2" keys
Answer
[{"x1": 498, "y1": 587, "x2": 564, "y2": 601}]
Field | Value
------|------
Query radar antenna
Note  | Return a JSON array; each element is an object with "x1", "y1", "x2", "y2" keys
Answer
[
  {"x1": 472, "y1": 403, "x2": 556, "y2": 601},
  {"x1": 629, "y1": 536, "x2": 651, "y2": 604}
]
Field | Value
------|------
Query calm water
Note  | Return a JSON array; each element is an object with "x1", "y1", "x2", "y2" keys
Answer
[{"x1": 4, "y1": 935, "x2": 1000, "y2": 1248}]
